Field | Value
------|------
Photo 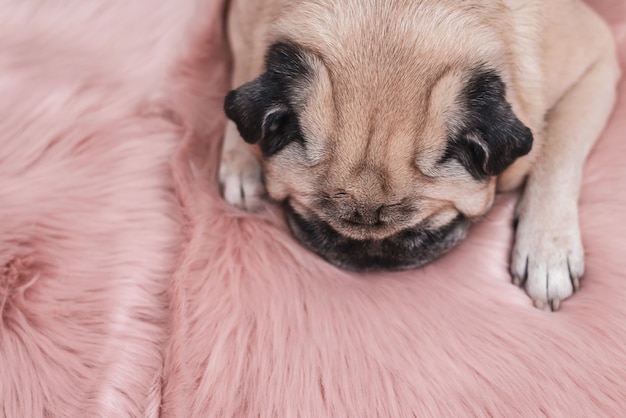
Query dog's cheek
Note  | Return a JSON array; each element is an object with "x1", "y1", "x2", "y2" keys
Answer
[
  {"x1": 262, "y1": 163, "x2": 289, "y2": 201},
  {"x1": 420, "y1": 177, "x2": 496, "y2": 220},
  {"x1": 263, "y1": 160, "x2": 307, "y2": 203},
  {"x1": 453, "y1": 179, "x2": 496, "y2": 219},
  {"x1": 426, "y1": 207, "x2": 461, "y2": 229},
  {"x1": 264, "y1": 140, "x2": 323, "y2": 200}
]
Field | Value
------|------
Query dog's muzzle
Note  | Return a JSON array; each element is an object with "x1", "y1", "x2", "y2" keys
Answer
[{"x1": 285, "y1": 203, "x2": 470, "y2": 271}]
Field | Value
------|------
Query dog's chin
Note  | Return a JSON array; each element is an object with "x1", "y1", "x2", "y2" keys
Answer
[{"x1": 285, "y1": 204, "x2": 470, "y2": 272}]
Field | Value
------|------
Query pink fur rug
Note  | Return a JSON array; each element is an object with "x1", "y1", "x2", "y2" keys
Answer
[{"x1": 1, "y1": 0, "x2": 625, "y2": 416}]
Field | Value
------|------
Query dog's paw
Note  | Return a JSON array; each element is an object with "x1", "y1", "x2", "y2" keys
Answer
[
  {"x1": 219, "y1": 146, "x2": 265, "y2": 212},
  {"x1": 511, "y1": 211, "x2": 584, "y2": 311}
]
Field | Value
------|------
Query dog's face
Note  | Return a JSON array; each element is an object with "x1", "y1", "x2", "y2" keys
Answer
[{"x1": 224, "y1": 7, "x2": 533, "y2": 271}]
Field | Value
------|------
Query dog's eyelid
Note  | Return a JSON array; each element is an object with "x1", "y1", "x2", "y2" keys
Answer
[
  {"x1": 414, "y1": 153, "x2": 441, "y2": 179},
  {"x1": 418, "y1": 165, "x2": 440, "y2": 179}
]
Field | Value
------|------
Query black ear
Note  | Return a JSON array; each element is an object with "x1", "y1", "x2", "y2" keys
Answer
[
  {"x1": 223, "y1": 42, "x2": 309, "y2": 156},
  {"x1": 443, "y1": 70, "x2": 533, "y2": 179},
  {"x1": 224, "y1": 74, "x2": 287, "y2": 145}
]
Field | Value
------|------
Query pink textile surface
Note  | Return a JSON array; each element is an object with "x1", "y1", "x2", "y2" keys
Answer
[{"x1": 0, "y1": 0, "x2": 625, "y2": 416}]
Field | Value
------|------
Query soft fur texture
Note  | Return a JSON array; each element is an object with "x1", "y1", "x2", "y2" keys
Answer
[{"x1": 0, "y1": 0, "x2": 625, "y2": 416}]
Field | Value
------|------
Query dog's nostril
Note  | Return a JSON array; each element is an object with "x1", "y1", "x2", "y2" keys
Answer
[
  {"x1": 332, "y1": 192, "x2": 351, "y2": 199},
  {"x1": 342, "y1": 205, "x2": 384, "y2": 225}
]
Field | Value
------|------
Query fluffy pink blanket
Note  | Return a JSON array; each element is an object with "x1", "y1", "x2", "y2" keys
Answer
[{"x1": 1, "y1": 0, "x2": 625, "y2": 416}]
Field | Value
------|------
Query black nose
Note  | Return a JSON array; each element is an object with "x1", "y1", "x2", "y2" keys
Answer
[{"x1": 339, "y1": 204, "x2": 384, "y2": 225}]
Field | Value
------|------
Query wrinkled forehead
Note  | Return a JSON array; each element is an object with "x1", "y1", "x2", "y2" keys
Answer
[
  {"x1": 270, "y1": 0, "x2": 506, "y2": 70},
  {"x1": 273, "y1": 54, "x2": 485, "y2": 174},
  {"x1": 265, "y1": 2, "x2": 507, "y2": 157}
]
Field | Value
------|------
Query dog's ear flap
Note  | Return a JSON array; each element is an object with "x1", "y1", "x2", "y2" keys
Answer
[
  {"x1": 224, "y1": 42, "x2": 310, "y2": 155},
  {"x1": 444, "y1": 70, "x2": 533, "y2": 179},
  {"x1": 224, "y1": 73, "x2": 288, "y2": 145}
]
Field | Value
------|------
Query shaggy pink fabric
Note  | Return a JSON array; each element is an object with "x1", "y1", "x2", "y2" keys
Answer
[{"x1": 1, "y1": 0, "x2": 625, "y2": 416}]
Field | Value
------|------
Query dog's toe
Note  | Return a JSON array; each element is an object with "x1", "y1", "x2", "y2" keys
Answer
[
  {"x1": 568, "y1": 252, "x2": 584, "y2": 291},
  {"x1": 510, "y1": 253, "x2": 528, "y2": 287}
]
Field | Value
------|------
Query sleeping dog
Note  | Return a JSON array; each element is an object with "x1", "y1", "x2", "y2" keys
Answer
[{"x1": 219, "y1": 0, "x2": 621, "y2": 310}]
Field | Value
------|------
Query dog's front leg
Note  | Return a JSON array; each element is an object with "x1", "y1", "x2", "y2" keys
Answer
[
  {"x1": 511, "y1": 52, "x2": 621, "y2": 310},
  {"x1": 219, "y1": 121, "x2": 265, "y2": 211}
]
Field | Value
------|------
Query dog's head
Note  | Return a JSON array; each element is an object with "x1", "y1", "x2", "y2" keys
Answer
[{"x1": 224, "y1": 2, "x2": 533, "y2": 271}]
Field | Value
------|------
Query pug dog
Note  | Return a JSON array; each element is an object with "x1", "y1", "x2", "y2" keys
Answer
[{"x1": 219, "y1": 0, "x2": 621, "y2": 310}]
